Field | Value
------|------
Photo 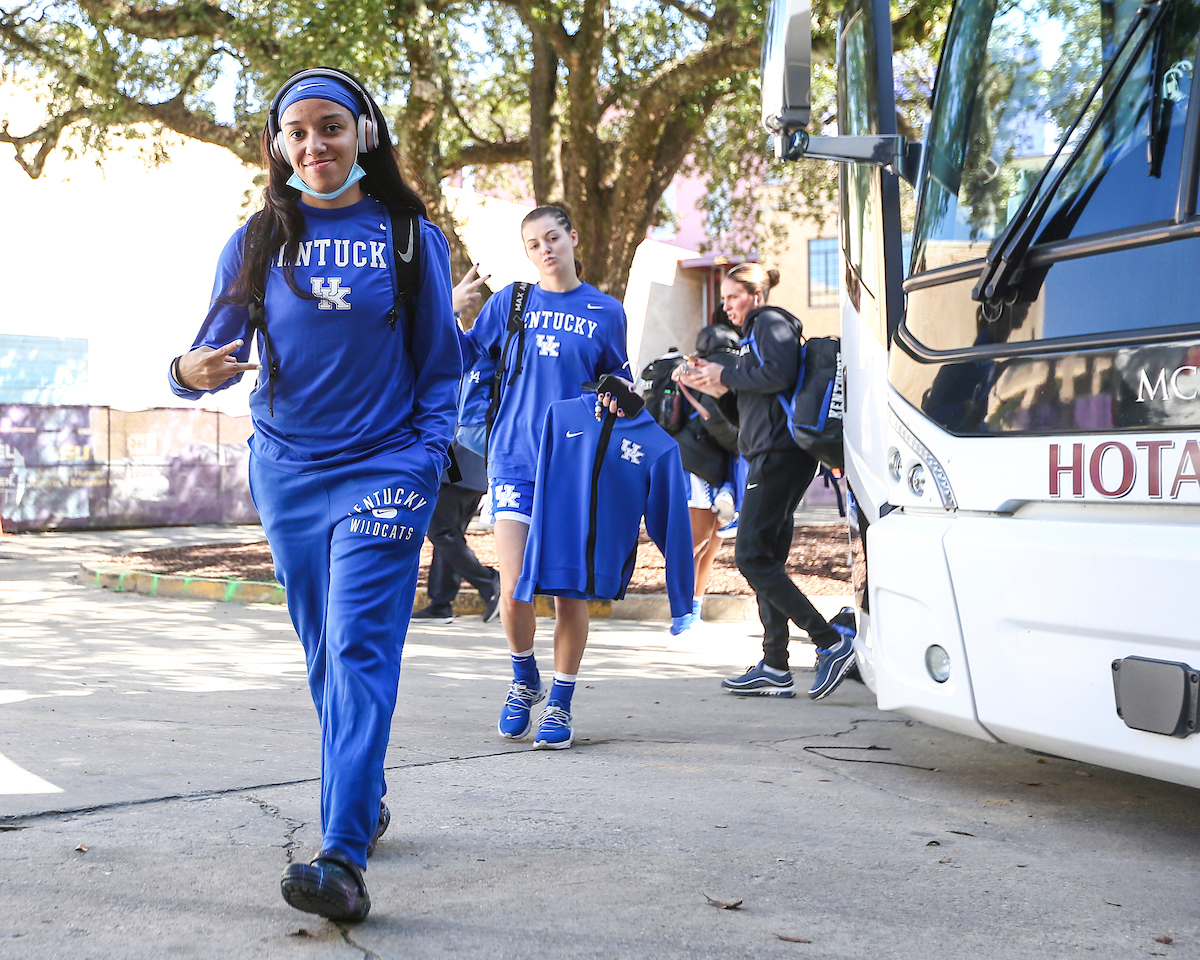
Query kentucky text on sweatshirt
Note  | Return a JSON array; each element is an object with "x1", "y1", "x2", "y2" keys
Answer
[
  {"x1": 459, "y1": 282, "x2": 630, "y2": 482},
  {"x1": 513, "y1": 395, "x2": 694, "y2": 617},
  {"x1": 169, "y1": 197, "x2": 462, "y2": 475}
]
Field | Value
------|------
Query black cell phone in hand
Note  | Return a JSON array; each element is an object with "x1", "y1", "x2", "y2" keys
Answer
[{"x1": 595, "y1": 374, "x2": 645, "y2": 418}]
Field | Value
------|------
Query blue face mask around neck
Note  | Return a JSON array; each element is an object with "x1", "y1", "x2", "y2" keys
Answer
[{"x1": 287, "y1": 162, "x2": 366, "y2": 201}]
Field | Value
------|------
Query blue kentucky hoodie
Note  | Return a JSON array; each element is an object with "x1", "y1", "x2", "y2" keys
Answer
[{"x1": 513, "y1": 394, "x2": 694, "y2": 617}]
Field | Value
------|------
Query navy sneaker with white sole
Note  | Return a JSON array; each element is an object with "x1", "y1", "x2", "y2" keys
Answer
[
  {"x1": 721, "y1": 661, "x2": 795, "y2": 697},
  {"x1": 808, "y1": 608, "x2": 857, "y2": 700},
  {"x1": 498, "y1": 680, "x2": 546, "y2": 740},
  {"x1": 532, "y1": 704, "x2": 573, "y2": 749}
]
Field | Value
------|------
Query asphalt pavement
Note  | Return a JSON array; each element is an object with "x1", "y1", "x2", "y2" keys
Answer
[{"x1": 1, "y1": 526, "x2": 1197, "y2": 959}]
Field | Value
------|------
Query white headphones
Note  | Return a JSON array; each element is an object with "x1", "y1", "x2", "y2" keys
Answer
[{"x1": 266, "y1": 68, "x2": 381, "y2": 164}]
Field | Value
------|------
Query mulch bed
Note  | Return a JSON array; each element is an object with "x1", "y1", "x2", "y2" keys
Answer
[{"x1": 100, "y1": 524, "x2": 852, "y2": 597}]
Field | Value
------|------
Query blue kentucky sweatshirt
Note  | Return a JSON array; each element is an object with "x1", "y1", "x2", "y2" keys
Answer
[
  {"x1": 513, "y1": 395, "x2": 695, "y2": 617},
  {"x1": 169, "y1": 197, "x2": 462, "y2": 475},
  {"x1": 458, "y1": 282, "x2": 630, "y2": 482}
]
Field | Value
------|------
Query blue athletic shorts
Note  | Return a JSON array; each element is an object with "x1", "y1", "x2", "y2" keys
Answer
[{"x1": 489, "y1": 477, "x2": 535, "y2": 524}]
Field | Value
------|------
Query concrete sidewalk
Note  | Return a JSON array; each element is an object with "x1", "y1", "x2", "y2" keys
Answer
[{"x1": 1, "y1": 527, "x2": 1197, "y2": 959}]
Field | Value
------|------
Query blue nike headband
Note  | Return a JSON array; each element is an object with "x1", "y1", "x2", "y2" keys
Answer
[{"x1": 278, "y1": 76, "x2": 363, "y2": 119}]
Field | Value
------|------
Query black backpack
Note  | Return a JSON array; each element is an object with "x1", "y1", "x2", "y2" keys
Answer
[
  {"x1": 640, "y1": 350, "x2": 687, "y2": 434},
  {"x1": 743, "y1": 307, "x2": 845, "y2": 470}
]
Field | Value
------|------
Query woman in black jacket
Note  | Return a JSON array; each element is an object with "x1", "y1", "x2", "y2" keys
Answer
[{"x1": 677, "y1": 263, "x2": 855, "y2": 700}]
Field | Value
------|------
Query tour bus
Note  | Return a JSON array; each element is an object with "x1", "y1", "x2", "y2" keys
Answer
[{"x1": 761, "y1": 0, "x2": 1200, "y2": 787}]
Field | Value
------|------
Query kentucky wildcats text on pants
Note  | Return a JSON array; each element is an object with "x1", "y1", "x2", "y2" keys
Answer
[{"x1": 250, "y1": 444, "x2": 438, "y2": 867}]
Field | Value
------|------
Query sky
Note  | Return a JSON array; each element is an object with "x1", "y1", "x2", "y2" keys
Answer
[{"x1": 0, "y1": 82, "x2": 260, "y2": 414}]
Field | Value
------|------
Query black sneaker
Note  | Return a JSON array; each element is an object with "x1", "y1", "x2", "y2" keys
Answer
[
  {"x1": 280, "y1": 849, "x2": 371, "y2": 922},
  {"x1": 366, "y1": 801, "x2": 390, "y2": 858},
  {"x1": 412, "y1": 604, "x2": 454, "y2": 625},
  {"x1": 480, "y1": 588, "x2": 499, "y2": 624},
  {"x1": 482, "y1": 576, "x2": 501, "y2": 623}
]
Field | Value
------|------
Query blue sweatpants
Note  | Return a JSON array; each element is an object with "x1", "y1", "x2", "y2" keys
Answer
[{"x1": 250, "y1": 444, "x2": 439, "y2": 868}]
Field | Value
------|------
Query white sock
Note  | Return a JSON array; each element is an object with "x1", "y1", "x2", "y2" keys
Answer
[
  {"x1": 553, "y1": 671, "x2": 578, "y2": 684},
  {"x1": 763, "y1": 664, "x2": 790, "y2": 678},
  {"x1": 511, "y1": 647, "x2": 535, "y2": 659}
]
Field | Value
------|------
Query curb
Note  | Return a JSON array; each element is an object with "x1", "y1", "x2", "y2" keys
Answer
[{"x1": 78, "y1": 562, "x2": 757, "y2": 621}]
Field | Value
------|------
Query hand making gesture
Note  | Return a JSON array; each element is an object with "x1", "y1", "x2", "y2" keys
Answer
[{"x1": 174, "y1": 340, "x2": 259, "y2": 391}]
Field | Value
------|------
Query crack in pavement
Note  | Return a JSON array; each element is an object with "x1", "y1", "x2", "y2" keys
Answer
[
  {"x1": 246, "y1": 795, "x2": 307, "y2": 864},
  {"x1": 336, "y1": 925, "x2": 385, "y2": 960},
  {"x1": 0, "y1": 741, "x2": 666, "y2": 827},
  {"x1": 749, "y1": 722, "x2": 945, "y2": 805}
]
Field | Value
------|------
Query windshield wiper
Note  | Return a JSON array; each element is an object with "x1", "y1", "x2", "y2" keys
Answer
[
  {"x1": 972, "y1": 0, "x2": 1175, "y2": 308},
  {"x1": 1149, "y1": 25, "x2": 1189, "y2": 176}
]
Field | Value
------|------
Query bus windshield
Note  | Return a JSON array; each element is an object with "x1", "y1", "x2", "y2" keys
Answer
[{"x1": 912, "y1": 0, "x2": 1200, "y2": 275}]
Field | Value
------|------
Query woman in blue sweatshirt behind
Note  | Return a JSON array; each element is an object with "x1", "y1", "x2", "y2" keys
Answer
[
  {"x1": 459, "y1": 206, "x2": 631, "y2": 751},
  {"x1": 169, "y1": 69, "x2": 461, "y2": 922}
]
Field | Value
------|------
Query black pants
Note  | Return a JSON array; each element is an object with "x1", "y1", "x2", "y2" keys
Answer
[
  {"x1": 735, "y1": 447, "x2": 838, "y2": 670},
  {"x1": 426, "y1": 484, "x2": 497, "y2": 609}
]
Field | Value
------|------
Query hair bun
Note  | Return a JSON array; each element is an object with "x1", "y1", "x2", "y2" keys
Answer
[{"x1": 767, "y1": 268, "x2": 781, "y2": 288}]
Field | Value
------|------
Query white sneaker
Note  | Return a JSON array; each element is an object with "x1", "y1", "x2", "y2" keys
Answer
[{"x1": 714, "y1": 490, "x2": 737, "y2": 525}]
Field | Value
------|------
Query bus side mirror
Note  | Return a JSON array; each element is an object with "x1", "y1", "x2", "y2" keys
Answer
[
  {"x1": 759, "y1": 0, "x2": 921, "y2": 183},
  {"x1": 761, "y1": 0, "x2": 813, "y2": 136}
]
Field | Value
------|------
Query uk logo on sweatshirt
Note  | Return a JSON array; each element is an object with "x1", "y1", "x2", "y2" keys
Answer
[
  {"x1": 620, "y1": 439, "x2": 644, "y2": 464},
  {"x1": 311, "y1": 277, "x2": 351, "y2": 310}
]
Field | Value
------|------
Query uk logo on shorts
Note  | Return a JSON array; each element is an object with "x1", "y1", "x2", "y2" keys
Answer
[
  {"x1": 536, "y1": 335, "x2": 560, "y2": 357},
  {"x1": 620, "y1": 439, "x2": 644, "y2": 464},
  {"x1": 494, "y1": 484, "x2": 521, "y2": 509}
]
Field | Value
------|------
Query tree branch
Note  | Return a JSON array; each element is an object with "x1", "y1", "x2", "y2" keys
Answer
[
  {"x1": 0, "y1": 22, "x2": 259, "y2": 169},
  {"x1": 0, "y1": 108, "x2": 86, "y2": 178},
  {"x1": 496, "y1": 0, "x2": 573, "y2": 62},
  {"x1": 656, "y1": 0, "x2": 712, "y2": 26},
  {"x1": 638, "y1": 33, "x2": 759, "y2": 118},
  {"x1": 441, "y1": 138, "x2": 529, "y2": 174}
]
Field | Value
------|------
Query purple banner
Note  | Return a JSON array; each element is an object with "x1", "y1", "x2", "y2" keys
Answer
[{"x1": 0, "y1": 405, "x2": 257, "y2": 532}]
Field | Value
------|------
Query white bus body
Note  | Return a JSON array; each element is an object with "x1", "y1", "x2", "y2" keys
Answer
[{"x1": 763, "y1": 0, "x2": 1200, "y2": 787}]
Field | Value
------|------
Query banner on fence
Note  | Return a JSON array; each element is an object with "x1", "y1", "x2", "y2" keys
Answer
[{"x1": 0, "y1": 405, "x2": 257, "y2": 531}]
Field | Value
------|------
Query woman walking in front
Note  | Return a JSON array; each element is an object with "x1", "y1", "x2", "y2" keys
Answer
[{"x1": 169, "y1": 68, "x2": 461, "y2": 921}]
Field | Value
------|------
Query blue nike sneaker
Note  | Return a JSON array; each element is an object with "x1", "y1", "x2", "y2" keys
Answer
[
  {"x1": 498, "y1": 680, "x2": 546, "y2": 740},
  {"x1": 809, "y1": 608, "x2": 857, "y2": 701},
  {"x1": 532, "y1": 704, "x2": 574, "y2": 749},
  {"x1": 721, "y1": 661, "x2": 795, "y2": 696}
]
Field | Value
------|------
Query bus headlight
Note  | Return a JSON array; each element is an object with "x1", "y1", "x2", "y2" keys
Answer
[
  {"x1": 908, "y1": 463, "x2": 926, "y2": 496},
  {"x1": 887, "y1": 448, "x2": 903, "y2": 483},
  {"x1": 887, "y1": 407, "x2": 957, "y2": 510},
  {"x1": 925, "y1": 645, "x2": 951, "y2": 683}
]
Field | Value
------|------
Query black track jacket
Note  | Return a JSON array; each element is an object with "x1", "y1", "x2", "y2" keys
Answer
[{"x1": 719, "y1": 306, "x2": 802, "y2": 458}]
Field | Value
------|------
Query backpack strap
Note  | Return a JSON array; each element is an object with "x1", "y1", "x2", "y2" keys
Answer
[
  {"x1": 384, "y1": 211, "x2": 459, "y2": 480},
  {"x1": 388, "y1": 211, "x2": 423, "y2": 348},
  {"x1": 246, "y1": 282, "x2": 281, "y2": 418},
  {"x1": 484, "y1": 281, "x2": 532, "y2": 459},
  {"x1": 743, "y1": 310, "x2": 804, "y2": 423}
]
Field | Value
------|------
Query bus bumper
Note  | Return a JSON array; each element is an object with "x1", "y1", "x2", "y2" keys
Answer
[{"x1": 869, "y1": 508, "x2": 1200, "y2": 788}]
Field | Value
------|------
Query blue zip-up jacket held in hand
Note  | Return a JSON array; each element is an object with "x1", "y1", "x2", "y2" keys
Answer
[{"x1": 513, "y1": 395, "x2": 694, "y2": 617}]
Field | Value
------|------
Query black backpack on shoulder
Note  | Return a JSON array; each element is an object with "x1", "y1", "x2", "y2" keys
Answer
[{"x1": 639, "y1": 350, "x2": 687, "y2": 434}]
